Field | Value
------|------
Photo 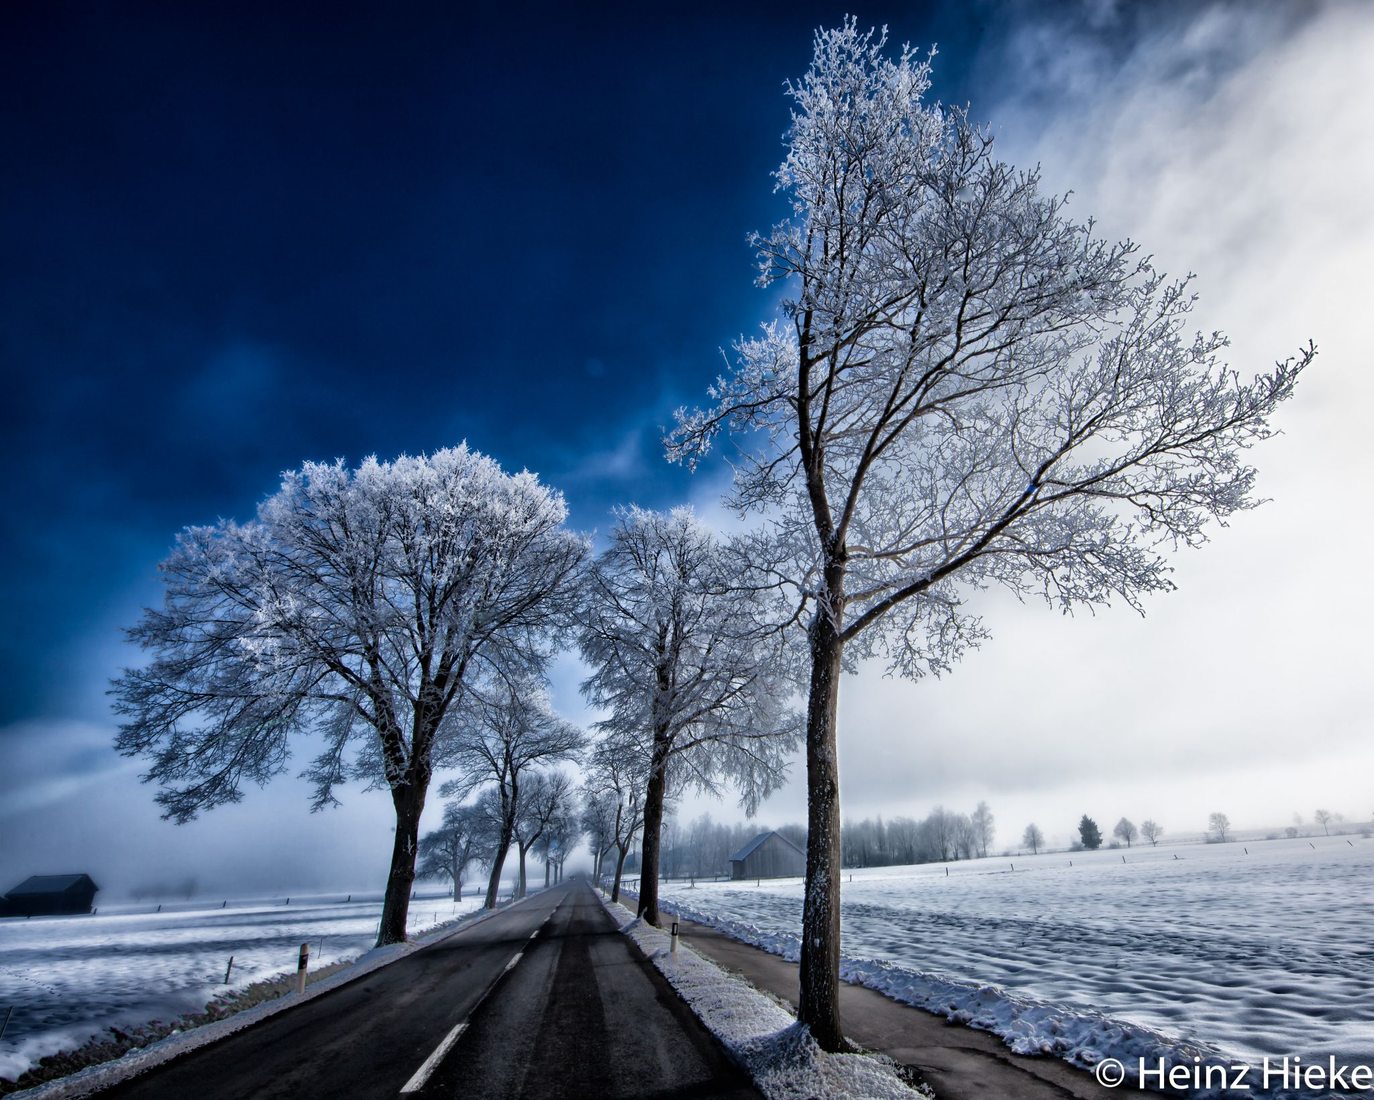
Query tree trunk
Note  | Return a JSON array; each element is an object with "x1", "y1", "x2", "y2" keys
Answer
[
  {"x1": 637, "y1": 738, "x2": 670, "y2": 925},
  {"x1": 485, "y1": 789, "x2": 517, "y2": 908},
  {"x1": 485, "y1": 822, "x2": 513, "y2": 908},
  {"x1": 544, "y1": 859, "x2": 551, "y2": 888},
  {"x1": 611, "y1": 843, "x2": 629, "y2": 903},
  {"x1": 450, "y1": 852, "x2": 463, "y2": 902},
  {"x1": 797, "y1": 602, "x2": 846, "y2": 1052},
  {"x1": 377, "y1": 780, "x2": 426, "y2": 946},
  {"x1": 517, "y1": 845, "x2": 528, "y2": 898}
]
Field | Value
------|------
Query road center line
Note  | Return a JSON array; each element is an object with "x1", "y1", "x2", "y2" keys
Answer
[
  {"x1": 399, "y1": 1021, "x2": 468, "y2": 1094},
  {"x1": 398, "y1": 897, "x2": 559, "y2": 1095}
]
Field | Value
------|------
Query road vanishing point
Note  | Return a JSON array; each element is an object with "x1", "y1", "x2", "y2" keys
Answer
[{"x1": 95, "y1": 879, "x2": 760, "y2": 1100}]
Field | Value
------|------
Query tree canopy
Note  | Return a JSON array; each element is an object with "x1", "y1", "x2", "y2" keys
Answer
[
  {"x1": 113, "y1": 444, "x2": 587, "y2": 942},
  {"x1": 669, "y1": 20, "x2": 1311, "y2": 1048}
]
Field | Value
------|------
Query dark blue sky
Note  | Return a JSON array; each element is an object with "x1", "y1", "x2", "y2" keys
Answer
[
  {"x1": 7, "y1": 0, "x2": 1362, "y2": 886},
  {"x1": 1, "y1": 1, "x2": 1007, "y2": 729}
]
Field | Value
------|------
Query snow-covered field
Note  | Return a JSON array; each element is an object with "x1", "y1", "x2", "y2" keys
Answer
[
  {"x1": 0, "y1": 891, "x2": 480, "y2": 1080},
  {"x1": 659, "y1": 835, "x2": 1374, "y2": 1096}
]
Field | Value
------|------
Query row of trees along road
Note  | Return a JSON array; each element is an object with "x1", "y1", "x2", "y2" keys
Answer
[
  {"x1": 419, "y1": 767, "x2": 579, "y2": 902},
  {"x1": 112, "y1": 464, "x2": 798, "y2": 945},
  {"x1": 114, "y1": 19, "x2": 1312, "y2": 1055},
  {"x1": 577, "y1": 506, "x2": 801, "y2": 924}
]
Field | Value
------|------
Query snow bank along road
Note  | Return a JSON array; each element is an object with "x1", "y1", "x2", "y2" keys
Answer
[{"x1": 78, "y1": 879, "x2": 759, "y2": 1100}]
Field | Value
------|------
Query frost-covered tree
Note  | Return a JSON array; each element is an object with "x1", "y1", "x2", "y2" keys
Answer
[
  {"x1": 952, "y1": 811, "x2": 978, "y2": 861},
  {"x1": 419, "y1": 802, "x2": 484, "y2": 901},
  {"x1": 669, "y1": 22, "x2": 1311, "y2": 1048},
  {"x1": 1078, "y1": 816, "x2": 1103, "y2": 850},
  {"x1": 971, "y1": 801, "x2": 995, "y2": 858},
  {"x1": 582, "y1": 742, "x2": 648, "y2": 903},
  {"x1": 581, "y1": 786, "x2": 619, "y2": 881},
  {"x1": 921, "y1": 806, "x2": 960, "y2": 863},
  {"x1": 1314, "y1": 809, "x2": 1333, "y2": 835},
  {"x1": 1209, "y1": 812, "x2": 1231, "y2": 842},
  {"x1": 579, "y1": 506, "x2": 801, "y2": 925},
  {"x1": 1022, "y1": 823, "x2": 1044, "y2": 855},
  {"x1": 1140, "y1": 819, "x2": 1163, "y2": 846},
  {"x1": 538, "y1": 806, "x2": 578, "y2": 887},
  {"x1": 112, "y1": 446, "x2": 587, "y2": 945},
  {"x1": 512, "y1": 770, "x2": 574, "y2": 898},
  {"x1": 1113, "y1": 817, "x2": 1138, "y2": 848},
  {"x1": 442, "y1": 677, "x2": 584, "y2": 908}
]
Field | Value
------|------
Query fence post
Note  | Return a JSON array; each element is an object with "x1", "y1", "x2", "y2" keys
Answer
[
  {"x1": 295, "y1": 942, "x2": 310, "y2": 995},
  {"x1": 224, "y1": 955, "x2": 234, "y2": 983},
  {"x1": 0, "y1": 1006, "x2": 13, "y2": 1041}
]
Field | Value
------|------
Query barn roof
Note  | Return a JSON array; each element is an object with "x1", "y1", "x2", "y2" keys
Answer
[
  {"x1": 729, "y1": 831, "x2": 803, "y2": 862},
  {"x1": 5, "y1": 874, "x2": 98, "y2": 897}
]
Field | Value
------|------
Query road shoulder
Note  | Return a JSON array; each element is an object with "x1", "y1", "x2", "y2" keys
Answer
[
  {"x1": 664, "y1": 913, "x2": 1137, "y2": 1100},
  {"x1": 598, "y1": 891, "x2": 927, "y2": 1100}
]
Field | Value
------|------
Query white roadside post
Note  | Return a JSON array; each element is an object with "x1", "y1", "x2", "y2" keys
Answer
[
  {"x1": 295, "y1": 941, "x2": 310, "y2": 995},
  {"x1": 670, "y1": 921, "x2": 679, "y2": 956}
]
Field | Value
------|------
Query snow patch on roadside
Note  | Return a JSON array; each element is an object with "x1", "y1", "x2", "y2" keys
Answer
[{"x1": 598, "y1": 893, "x2": 929, "y2": 1100}]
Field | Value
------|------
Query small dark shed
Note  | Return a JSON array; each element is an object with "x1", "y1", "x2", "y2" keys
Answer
[
  {"x1": 729, "y1": 831, "x2": 805, "y2": 880},
  {"x1": 1, "y1": 874, "x2": 99, "y2": 916}
]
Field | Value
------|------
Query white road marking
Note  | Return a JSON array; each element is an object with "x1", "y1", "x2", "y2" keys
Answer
[
  {"x1": 398, "y1": 896, "x2": 563, "y2": 1094},
  {"x1": 399, "y1": 1021, "x2": 468, "y2": 1094}
]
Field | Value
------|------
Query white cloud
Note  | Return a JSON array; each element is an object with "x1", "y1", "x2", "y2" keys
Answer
[
  {"x1": 560, "y1": 425, "x2": 647, "y2": 486},
  {"x1": 683, "y1": 1, "x2": 1374, "y2": 840}
]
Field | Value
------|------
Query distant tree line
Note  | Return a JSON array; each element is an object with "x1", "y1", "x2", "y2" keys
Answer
[
  {"x1": 640, "y1": 816, "x2": 805, "y2": 879},
  {"x1": 623, "y1": 801, "x2": 1002, "y2": 879},
  {"x1": 841, "y1": 802, "x2": 995, "y2": 867}
]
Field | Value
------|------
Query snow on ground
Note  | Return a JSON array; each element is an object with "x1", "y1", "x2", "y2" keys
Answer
[
  {"x1": 658, "y1": 835, "x2": 1374, "y2": 1099},
  {"x1": 0, "y1": 891, "x2": 480, "y2": 1080},
  {"x1": 599, "y1": 892, "x2": 928, "y2": 1100}
]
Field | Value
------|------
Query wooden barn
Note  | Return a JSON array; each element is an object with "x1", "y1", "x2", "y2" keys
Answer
[
  {"x1": 729, "y1": 831, "x2": 805, "y2": 880},
  {"x1": 1, "y1": 874, "x2": 99, "y2": 916}
]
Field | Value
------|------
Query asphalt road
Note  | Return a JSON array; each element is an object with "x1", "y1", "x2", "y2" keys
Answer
[{"x1": 97, "y1": 879, "x2": 759, "y2": 1100}]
